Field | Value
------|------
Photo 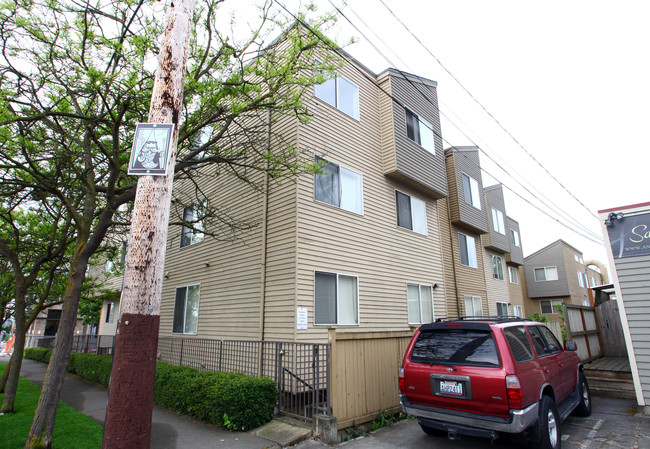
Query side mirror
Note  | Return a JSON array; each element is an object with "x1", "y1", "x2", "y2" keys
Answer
[{"x1": 564, "y1": 340, "x2": 577, "y2": 351}]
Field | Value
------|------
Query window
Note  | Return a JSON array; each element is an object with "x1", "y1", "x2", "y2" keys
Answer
[
  {"x1": 492, "y1": 254, "x2": 504, "y2": 280},
  {"x1": 577, "y1": 271, "x2": 584, "y2": 287},
  {"x1": 574, "y1": 254, "x2": 580, "y2": 262},
  {"x1": 529, "y1": 325, "x2": 562, "y2": 355},
  {"x1": 105, "y1": 302, "x2": 115, "y2": 324},
  {"x1": 513, "y1": 305, "x2": 523, "y2": 318},
  {"x1": 459, "y1": 233, "x2": 478, "y2": 268},
  {"x1": 462, "y1": 173, "x2": 481, "y2": 209},
  {"x1": 407, "y1": 283, "x2": 434, "y2": 324},
  {"x1": 105, "y1": 260, "x2": 115, "y2": 273},
  {"x1": 491, "y1": 208, "x2": 505, "y2": 234},
  {"x1": 173, "y1": 284, "x2": 200, "y2": 334},
  {"x1": 396, "y1": 191, "x2": 427, "y2": 235},
  {"x1": 405, "y1": 109, "x2": 435, "y2": 154},
  {"x1": 411, "y1": 329, "x2": 498, "y2": 367},
  {"x1": 496, "y1": 302, "x2": 509, "y2": 316},
  {"x1": 314, "y1": 271, "x2": 358, "y2": 325},
  {"x1": 590, "y1": 277, "x2": 597, "y2": 287},
  {"x1": 510, "y1": 229, "x2": 520, "y2": 247},
  {"x1": 534, "y1": 266, "x2": 558, "y2": 282},
  {"x1": 508, "y1": 266, "x2": 519, "y2": 284},
  {"x1": 464, "y1": 296, "x2": 483, "y2": 316},
  {"x1": 314, "y1": 157, "x2": 363, "y2": 214},
  {"x1": 180, "y1": 201, "x2": 205, "y2": 248},
  {"x1": 504, "y1": 326, "x2": 534, "y2": 363},
  {"x1": 315, "y1": 74, "x2": 359, "y2": 119},
  {"x1": 120, "y1": 240, "x2": 127, "y2": 264},
  {"x1": 582, "y1": 300, "x2": 590, "y2": 306},
  {"x1": 540, "y1": 299, "x2": 563, "y2": 314}
]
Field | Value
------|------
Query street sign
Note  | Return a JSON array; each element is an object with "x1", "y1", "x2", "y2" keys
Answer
[{"x1": 128, "y1": 123, "x2": 175, "y2": 176}]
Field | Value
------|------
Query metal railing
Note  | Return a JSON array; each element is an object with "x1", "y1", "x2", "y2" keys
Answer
[
  {"x1": 26, "y1": 334, "x2": 330, "y2": 421},
  {"x1": 157, "y1": 337, "x2": 331, "y2": 421}
]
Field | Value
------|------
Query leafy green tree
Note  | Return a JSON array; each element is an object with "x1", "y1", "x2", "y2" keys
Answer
[{"x1": 0, "y1": 0, "x2": 338, "y2": 446}]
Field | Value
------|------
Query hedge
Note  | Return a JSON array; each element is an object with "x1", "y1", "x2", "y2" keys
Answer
[{"x1": 23, "y1": 349, "x2": 278, "y2": 431}]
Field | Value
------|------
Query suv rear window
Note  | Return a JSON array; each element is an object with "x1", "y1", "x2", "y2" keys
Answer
[
  {"x1": 410, "y1": 329, "x2": 499, "y2": 367},
  {"x1": 504, "y1": 326, "x2": 534, "y2": 363}
]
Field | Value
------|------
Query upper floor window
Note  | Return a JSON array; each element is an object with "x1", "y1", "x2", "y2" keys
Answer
[
  {"x1": 492, "y1": 254, "x2": 504, "y2": 280},
  {"x1": 180, "y1": 200, "x2": 205, "y2": 248},
  {"x1": 314, "y1": 271, "x2": 358, "y2": 325},
  {"x1": 534, "y1": 266, "x2": 558, "y2": 282},
  {"x1": 577, "y1": 271, "x2": 584, "y2": 287},
  {"x1": 464, "y1": 295, "x2": 483, "y2": 316},
  {"x1": 405, "y1": 109, "x2": 435, "y2": 154},
  {"x1": 314, "y1": 157, "x2": 363, "y2": 215},
  {"x1": 509, "y1": 266, "x2": 519, "y2": 284},
  {"x1": 315, "y1": 74, "x2": 359, "y2": 120},
  {"x1": 407, "y1": 283, "x2": 433, "y2": 324},
  {"x1": 540, "y1": 299, "x2": 563, "y2": 314},
  {"x1": 491, "y1": 208, "x2": 505, "y2": 234},
  {"x1": 462, "y1": 173, "x2": 481, "y2": 209},
  {"x1": 496, "y1": 301, "x2": 508, "y2": 317},
  {"x1": 510, "y1": 229, "x2": 520, "y2": 247},
  {"x1": 173, "y1": 284, "x2": 200, "y2": 334},
  {"x1": 396, "y1": 191, "x2": 427, "y2": 235},
  {"x1": 459, "y1": 233, "x2": 478, "y2": 268},
  {"x1": 105, "y1": 302, "x2": 115, "y2": 323}
]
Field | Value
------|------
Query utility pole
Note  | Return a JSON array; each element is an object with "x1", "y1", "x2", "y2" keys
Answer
[{"x1": 102, "y1": 1, "x2": 195, "y2": 448}]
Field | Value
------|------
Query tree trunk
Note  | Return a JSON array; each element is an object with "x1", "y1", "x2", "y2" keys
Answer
[
  {"x1": 25, "y1": 263, "x2": 86, "y2": 449},
  {"x1": 102, "y1": 2, "x2": 194, "y2": 448},
  {"x1": 1, "y1": 292, "x2": 26, "y2": 413},
  {"x1": 0, "y1": 352, "x2": 12, "y2": 393}
]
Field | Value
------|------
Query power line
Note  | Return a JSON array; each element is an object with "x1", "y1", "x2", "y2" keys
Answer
[{"x1": 374, "y1": 0, "x2": 599, "y2": 221}]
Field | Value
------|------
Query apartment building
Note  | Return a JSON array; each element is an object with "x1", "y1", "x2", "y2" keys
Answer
[
  {"x1": 523, "y1": 239, "x2": 605, "y2": 319},
  {"x1": 440, "y1": 147, "x2": 526, "y2": 319}
]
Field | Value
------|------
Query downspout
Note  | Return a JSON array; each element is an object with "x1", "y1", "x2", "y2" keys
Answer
[
  {"x1": 444, "y1": 198, "x2": 463, "y2": 315},
  {"x1": 258, "y1": 109, "x2": 272, "y2": 376}
]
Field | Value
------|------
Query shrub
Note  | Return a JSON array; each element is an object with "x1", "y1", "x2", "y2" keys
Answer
[
  {"x1": 67, "y1": 353, "x2": 113, "y2": 386},
  {"x1": 24, "y1": 347, "x2": 52, "y2": 363}
]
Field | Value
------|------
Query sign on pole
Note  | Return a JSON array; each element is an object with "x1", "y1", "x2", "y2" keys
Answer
[{"x1": 128, "y1": 123, "x2": 175, "y2": 176}]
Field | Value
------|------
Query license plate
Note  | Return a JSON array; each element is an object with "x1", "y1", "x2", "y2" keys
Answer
[{"x1": 440, "y1": 380, "x2": 463, "y2": 395}]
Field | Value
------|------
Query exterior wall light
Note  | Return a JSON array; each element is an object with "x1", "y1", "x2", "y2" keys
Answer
[{"x1": 604, "y1": 212, "x2": 624, "y2": 226}]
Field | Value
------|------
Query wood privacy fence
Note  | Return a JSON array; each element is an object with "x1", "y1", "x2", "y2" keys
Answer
[
  {"x1": 564, "y1": 304, "x2": 602, "y2": 362},
  {"x1": 328, "y1": 329, "x2": 414, "y2": 428}
]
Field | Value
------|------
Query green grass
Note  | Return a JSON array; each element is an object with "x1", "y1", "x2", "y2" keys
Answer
[{"x1": 0, "y1": 362, "x2": 103, "y2": 449}]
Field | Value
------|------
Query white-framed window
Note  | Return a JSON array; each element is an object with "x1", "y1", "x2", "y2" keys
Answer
[
  {"x1": 173, "y1": 284, "x2": 200, "y2": 334},
  {"x1": 315, "y1": 73, "x2": 360, "y2": 120},
  {"x1": 180, "y1": 200, "x2": 205, "y2": 248},
  {"x1": 462, "y1": 173, "x2": 481, "y2": 209},
  {"x1": 492, "y1": 254, "x2": 504, "y2": 280},
  {"x1": 459, "y1": 233, "x2": 478, "y2": 268},
  {"x1": 513, "y1": 305, "x2": 523, "y2": 318},
  {"x1": 105, "y1": 260, "x2": 115, "y2": 273},
  {"x1": 105, "y1": 302, "x2": 115, "y2": 324},
  {"x1": 407, "y1": 283, "x2": 434, "y2": 324},
  {"x1": 510, "y1": 229, "x2": 520, "y2": 247},
  {"x1": 314, "y1": 271, "x2": 359, "y2": 325},
  {"x1": 496, "y1": 302, "x2": 509, "y2": 317},
  {"x1": 464, "y1": 296, "x2": 483, "y2": 316},
  {"x1": 509, "y1": 266, "x2": 519, "y2": 284},
  {"x1": 491, "y1": 208, "x2": 505, "y2": 234},
  {"x1": 540, "y1": 299, "x2": 563, "y2": 314},
  {"x1": 584, "y1": 273, "x2": 589, "y2": 288},
  {"x1": 577, "y1": 271, "x2": 584, "y2": 287},
  {"x1": 534, "y1": 266, "x2": 558, "y2": 282},
  {"x1": 582, "y1": 300, "x2": 590, "y2": 306},
  {"x1": 314, "y1": 156, "x2": 363, "y2": 215},
  {"x1": 405, "y1": 108, "x2": 435, "y2": 154},
  {"x1": 590, "y1": 277, "x2": 597, "y2": 287},
  {"x1": 574, "y1": 254, "x2": 580, "y2": 262},
  {"x1": 395, "y1": 191, "x2": 427, "y2": 235},
  {"x1": 579, "y1": 257, "x2": 584, "y2": 264}
]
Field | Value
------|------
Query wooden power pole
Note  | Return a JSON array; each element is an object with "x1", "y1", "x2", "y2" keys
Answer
[{"x1": 102, "y1": 1, "x2": 195, "y2": 448}]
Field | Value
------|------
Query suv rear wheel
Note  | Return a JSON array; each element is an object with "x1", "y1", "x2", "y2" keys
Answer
[
  {"x1": 531, "y1": 395, "x2": 560, "y2": 449},
  {"x1": 573, "y1": 373, "x2": 592, "y2": 417}
]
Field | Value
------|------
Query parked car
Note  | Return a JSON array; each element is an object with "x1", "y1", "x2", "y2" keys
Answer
[{"x1": 399, "y1": 316, "x2": 591, "y2": 449}]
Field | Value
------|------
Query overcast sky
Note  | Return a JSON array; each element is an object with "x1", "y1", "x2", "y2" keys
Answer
[{"x1": 226, "y1": 0, "x2": 650, "y2": 273}]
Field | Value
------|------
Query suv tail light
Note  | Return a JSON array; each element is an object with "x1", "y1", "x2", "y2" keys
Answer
[
  {"x1": 398, "y1": 367, "x2": 405, "y2": 391},
  {"x1": 505, "y1": 375, "x2": 522, "y2": 409}
]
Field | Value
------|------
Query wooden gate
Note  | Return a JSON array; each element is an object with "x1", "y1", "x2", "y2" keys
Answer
[
  {"x1": 564, "y1": 305, "x2": 602, "y2": 362},
  {"x1": 596, "y1": 300, "x2": 627, "y2": 357}
]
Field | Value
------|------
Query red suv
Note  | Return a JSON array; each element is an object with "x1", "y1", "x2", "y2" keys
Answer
[{"x1": 399, "y1": 316, "x2": 591, "y2": 449}]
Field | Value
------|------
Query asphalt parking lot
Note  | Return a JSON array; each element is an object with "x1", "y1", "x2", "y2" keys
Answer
[{"x1": 294, "y1": 393, "x2": 650, "y2": 449}]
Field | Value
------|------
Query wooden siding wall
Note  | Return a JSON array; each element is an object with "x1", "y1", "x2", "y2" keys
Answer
[
  {"x1": 329, "y1": 329, "x2": 414, "y2": 428},
  {"x1": 482, "y1": 245, "x2": 511, "y2": 315},
  {"x1": 294, "y1": 61, "x2": 447, "y2": 344},
  {"x1": 445, "y1": 148, "x2": 488, "y2": 233},
  {"x1": 525, "y1": 242, "x2": 570, "y2": 298},
  {"x1": 506, "y1": 216, "x2": 524, "y2": 265},
  {"x1": 483, "y1": 186, "x2": 510, "y2": 253},
  {"x1": 561, "y1": 243, "x2": 591, "y2": 306},
  {"x1": 437, "y1": 198, "x2": 460, "y2": 316}
]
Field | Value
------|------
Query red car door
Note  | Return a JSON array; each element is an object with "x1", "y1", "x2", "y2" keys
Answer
[{"x1": 528, "y1": 326, "x2": 565, "y2": 398}]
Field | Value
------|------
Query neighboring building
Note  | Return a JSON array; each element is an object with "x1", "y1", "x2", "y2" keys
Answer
[
  {"x1": 599, "y1": 202, "x2": 650, "y2": 411},
  {"x1": 26, "y1": 305, "x2": 86, "y2": 347},
  {"x1": 522, "y1": 240, "x2": 604, "y2": 319}
]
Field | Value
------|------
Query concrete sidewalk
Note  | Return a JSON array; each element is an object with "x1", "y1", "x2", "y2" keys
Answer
[{"x1": 2, "y1": 355, "x2": 310, "y2": 449}]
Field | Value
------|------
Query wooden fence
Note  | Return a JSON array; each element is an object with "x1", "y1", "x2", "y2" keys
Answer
[
  {"x1": 328, "y1": 329, "x2": 414, "y2": 429},
  {"x1": 564, "y1": 304, "x2": 602, "y2": 362}
]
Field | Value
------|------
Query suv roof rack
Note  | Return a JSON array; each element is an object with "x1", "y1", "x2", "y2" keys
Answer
[{"x1": 435, "y1": 315, "x2": 532, "y2": 323}]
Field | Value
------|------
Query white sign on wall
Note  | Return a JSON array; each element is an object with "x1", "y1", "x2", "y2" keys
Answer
[{"x1": 297, "y1": 307, "x2": 308, "y2": 330}]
